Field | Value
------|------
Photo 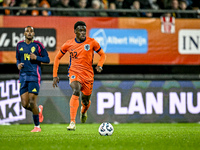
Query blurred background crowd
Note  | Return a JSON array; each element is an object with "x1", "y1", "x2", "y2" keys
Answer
[{"x1": 0, "y1": 0, "x2": 199, "y2": 18}]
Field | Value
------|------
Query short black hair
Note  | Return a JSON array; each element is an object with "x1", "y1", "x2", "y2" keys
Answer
[{"x1": 74, "y1": 21, "x2": 86, "y2": 30}]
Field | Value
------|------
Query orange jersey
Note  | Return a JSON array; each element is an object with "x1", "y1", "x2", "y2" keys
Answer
[{"x1": 53, "y1": 37, "x2": 106, "y2": 80}]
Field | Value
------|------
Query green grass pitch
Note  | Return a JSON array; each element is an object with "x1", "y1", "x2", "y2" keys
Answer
[{"x1": 0, "y1": 123, "x2": 200, "y2": 150}]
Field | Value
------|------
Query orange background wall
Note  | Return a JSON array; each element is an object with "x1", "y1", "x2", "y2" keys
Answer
[{"x1": 1, "y1": 16, "x2": 200, "y2": 65}]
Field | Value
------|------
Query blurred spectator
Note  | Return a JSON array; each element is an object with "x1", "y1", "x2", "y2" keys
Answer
[
  {"x1": 91, "y1": 0, "x2": 107, "y2": 16},
  {"x1": 168, "y1": 0, "x2": 179, "y2": 9},
  {"x1": 54, "y1": 0, "x2": 75, "y2": 16},
  {"x1": 165, "y1": 0, "x2": 181, "y2": 18},
  {"x1": 9, "y1": 0, "x2": 14, "y2": 6},
  {"x1": 192, "y1": 0, "x2": 200, "y2": 18},
  {"x1": 192, "y1": 0, "x2": 200, "y2": 9},
  {"x1": 186, "y1": 0, "x2": 193, "y2": 7},
  {"x1": 77, "y1": 0, "x2": 87, "y2": 8},
  {"x1": 27, "y1": 0, "x2": 39, "y2": 16},
  {"x1": 0, "y1": 0, "x2": 15, "y2": 15},
  {"x1": 46, "y1": 0, "x2": 59, "y2": 7},
  {"x1": 128, "y1": 0, "x2": 153, "y2": 18},
  {"x1": 144, "y1": 12, "x2": 153, "y2": 17},
  {"x1": 127, "y1": 0, "x2": 141, "y2": 17},
  {"x1": 179, "y1": 0, "x2": 187, "y2": 10},
  {"x1": 164, "y1": 12, "x2": 171, "y2": 17},
  {"x1": 107, "y1": 1, "x2": 119, "y2": 16},
  {"x1": 109, "y1": 0, "x2": 130, "y2": 16},
  {"x1": 16, "y1": 2, "x2": 28, "y2": 16},
  {"x1": 157, "y1": 0, "x2": 171, "y2": 9},
  {"x1": 14, "y1": 0, "x2": 24, "y2": 7},
  {"x1": 149, "y1": 0, "x2": 161, "y2": 17},
  {"x1": 179, "y1": 0, "x2": 195, "y2": 18},
  {"x1": 87, "y1": 0, "x2": 107, "y2": 8},
  {"x1": 76, "y1": 0, "x2": 95, "y2": 16},
  {"x1": 138, "y1": 0, "x2": 156, "y2": 17},
  {"x1": 39, "y1": 0, "x2": 51, "y2": 16},
  {"x1": 139, "y1": 0, "x2": 152, "y2": 9},
  {"x1": 149, "y1": 0, "x2": 159, "y2": 9},
  {"x1": 102, "y1": 0, "x2": 108, "y2": 9},
  {"x1": 131, "y1": 0, "x2": 140, "y2": 10},
  {"x1": 109, "y1": 0, "x2": 130, "y2": 10}
]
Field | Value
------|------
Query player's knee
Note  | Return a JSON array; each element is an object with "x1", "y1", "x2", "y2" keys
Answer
[
  {"x1": 82, "y1": 95, "x2": 90, "y2": 106},
  {"x1": 21, "y1": 101, "x2": 29, "y2": 109},
  {"x1": 72, "y1": 88, "x2": 81, "y2": 96},
  {"x1": 82, "y1": 99, "x2": 89, "y2": 106},
  {"x1": 29, "y1": 101, "x2": 35, "y2": 109},
  {"x1": 29, "y1": 97, "x2": 36, "y2": 109}
]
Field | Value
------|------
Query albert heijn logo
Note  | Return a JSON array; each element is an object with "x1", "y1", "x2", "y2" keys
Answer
[
  {"x1": 179, "y1": 29, "x2": 200, "y2": 54},
  {"x1": 0, "y1": 28, "x2": 56, "y2": 51}
]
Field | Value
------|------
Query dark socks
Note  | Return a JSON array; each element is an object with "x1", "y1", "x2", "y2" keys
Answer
[{"x1": 33, "y1": 115, "x2": 39, "y2": 126}]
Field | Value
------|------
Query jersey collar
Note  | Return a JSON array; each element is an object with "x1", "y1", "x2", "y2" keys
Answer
[{"x1": 75, "y1": 37, "x2": 86, "y2": 43}]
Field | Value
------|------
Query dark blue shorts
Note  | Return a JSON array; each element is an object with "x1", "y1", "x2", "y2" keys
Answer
[{"x1": 19, "y1": 80, "x2": 40, "y2": 95}]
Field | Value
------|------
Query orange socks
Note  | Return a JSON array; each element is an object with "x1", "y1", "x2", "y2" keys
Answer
[
  {"x1": 69, "y1": 95, "x2": 79, "y2": 123},
  {"x1": 81, "y1": 100, "x2": 91, "y2": 114},
  {"x1": 69, "y1": 95, "x2": 91, "y2": 123}
]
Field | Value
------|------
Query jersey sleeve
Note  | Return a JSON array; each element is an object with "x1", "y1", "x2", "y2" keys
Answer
[
  {"x1": 92, "y1": 39, "x2": 106, "y2": 67},
  {"x1": 60, "y1": 41, "x2": 69, "y2": 54},
  {"x1": 93, "y1": 39, "x2": 101, "y2": 53},
  {"x1": 16, "y1": 43, "x2": 21, "y2": 67},
  {"x1": 53, "y1": 41, "x2": 69, "y2": 77},
  {"x1": 97, "y1": 48, "x2": 106, "y2": 67},
  {"x1": 36, "y1": 42, "x2": 50, "y2": 63}
]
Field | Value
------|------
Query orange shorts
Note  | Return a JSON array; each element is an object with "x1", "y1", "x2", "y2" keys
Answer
[{"x1": 68, "y1": 72, "x2": 94, "y2": 96}]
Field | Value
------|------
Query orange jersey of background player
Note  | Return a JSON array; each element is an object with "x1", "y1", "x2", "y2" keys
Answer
[{"x1": 53, "y1": 37, "x2": 105, "y2": 80}]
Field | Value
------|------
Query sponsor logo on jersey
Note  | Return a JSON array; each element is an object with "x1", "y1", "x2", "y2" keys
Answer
[
  {"x1": 71, "y1": 75, "x2": 76, "y2": 79},
  {"x1": 19, "y1": 47, "x2": 23, "y2": 51}
]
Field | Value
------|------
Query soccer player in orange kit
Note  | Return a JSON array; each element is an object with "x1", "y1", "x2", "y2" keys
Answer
[{"x1": 52, "y1": 21, "x2": 106, "y2": 130}]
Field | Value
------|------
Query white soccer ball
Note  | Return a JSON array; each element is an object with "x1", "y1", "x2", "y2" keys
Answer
[{"x1": 98, "y1": 122, "x2": 114, "y2": 136}]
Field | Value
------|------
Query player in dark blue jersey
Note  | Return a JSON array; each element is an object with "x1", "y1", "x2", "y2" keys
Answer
[{"x1": 16, "y1": 26, "x2": 50, "y2": 132}]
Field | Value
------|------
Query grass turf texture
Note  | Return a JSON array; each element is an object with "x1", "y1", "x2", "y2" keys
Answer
[{"x1": 0, "y1": 123, "x2": 200, "y2": 150}]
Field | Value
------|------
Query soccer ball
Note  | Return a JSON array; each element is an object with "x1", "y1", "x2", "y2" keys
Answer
[{"x1": 98, "y1": 122, "x2": 114, "y2": 136}]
